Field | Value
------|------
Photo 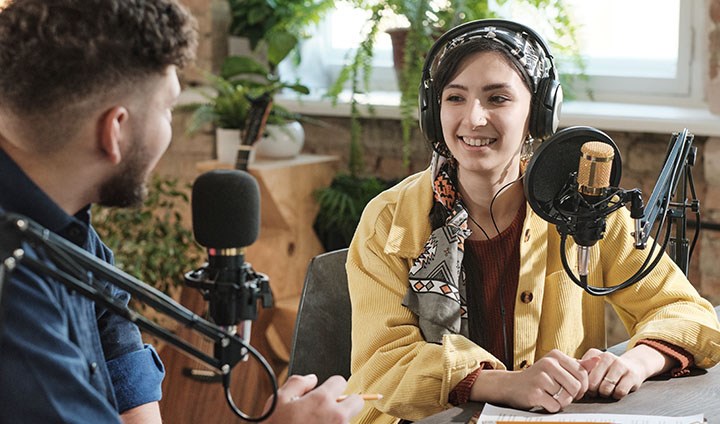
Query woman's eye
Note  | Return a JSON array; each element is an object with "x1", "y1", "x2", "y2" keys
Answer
[
  {"x1": 489, "y1": 95, "x2": 509, "y2": 104},
  {"x1": 444, "y1": 94, "x2": 464, "y2": 103}
]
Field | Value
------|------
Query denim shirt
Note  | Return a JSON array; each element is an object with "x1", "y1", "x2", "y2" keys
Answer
[{"x1": 0, "y1": 149, "x2": 165, "y2": 422}]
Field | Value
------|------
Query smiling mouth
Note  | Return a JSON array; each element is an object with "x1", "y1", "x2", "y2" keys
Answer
[{"x1": 460, "y1": 136, "x2": 496, "y2": 147}]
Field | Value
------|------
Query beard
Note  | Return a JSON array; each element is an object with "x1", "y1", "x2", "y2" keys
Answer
[{"x1": 97, "y1": 140, "x2": 151, "y2": 208}]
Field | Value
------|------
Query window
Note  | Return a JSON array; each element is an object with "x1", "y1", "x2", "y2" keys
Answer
[
  {"x1": 555, "y1": 0, "x2": 695, "y2": 104},
  {"x1": 281, "y1": 0, "x2": 703, "y2": 107}
]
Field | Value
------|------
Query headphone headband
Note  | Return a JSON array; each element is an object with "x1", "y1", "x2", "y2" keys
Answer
[{"x1": 423, "y1": 19, "x2": 557, "y2": 93}]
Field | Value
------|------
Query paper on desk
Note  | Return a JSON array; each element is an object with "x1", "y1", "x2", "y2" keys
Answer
[{"x1": 473, "y1": 404, "x2": 705, "y2": 424}]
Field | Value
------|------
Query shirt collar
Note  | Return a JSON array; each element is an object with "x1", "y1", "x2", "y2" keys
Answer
[{"x1": 0, "y1": 148, "x2": 90, "y2": 246}]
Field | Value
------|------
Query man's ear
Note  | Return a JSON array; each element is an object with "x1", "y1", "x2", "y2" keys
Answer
[{"x1": 98, "y1": 106, "x2": 129, "y2": 165}]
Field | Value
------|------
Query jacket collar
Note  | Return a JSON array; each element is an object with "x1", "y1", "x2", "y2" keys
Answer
[
  {"x1": 382, "y1": 167, "x2": 550, "y2": 259},
  {"x1": 383, "y1": 167, "x2": 435, "y2": 258}
]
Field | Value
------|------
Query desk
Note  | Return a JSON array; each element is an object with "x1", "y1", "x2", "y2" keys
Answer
[{"x1": 416, "y1": 306, "x2": 720, "y2": 423}]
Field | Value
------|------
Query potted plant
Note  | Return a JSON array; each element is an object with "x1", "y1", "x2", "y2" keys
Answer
[
  {"x1": 328, "y1": 0, "x2": 584, "y2": 172},
  {"x1": 313, "y1": 173, "x2": 392, "y2": 251},
  {"x1": 220, "y1": 55, "x2": 311, "y2": 159},
  {"x1": 182, "y1": 55, "x2": 311, "y2": 163},
  {"x1": 183, "y1": 72, "x2": 252, "y2": 164}
]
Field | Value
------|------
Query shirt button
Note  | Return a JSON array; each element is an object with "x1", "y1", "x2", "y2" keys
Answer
[
  {"x1": 89, "y1": 362, "x2": 98, "y2": 374},
  {"x1": 524, "y1": 228, "x2": 531, "y2": 242},
  {"x1": 519, "y1": 360, "x2": 530, "y2": 369},
  {"x1": 66, "y1": 225, "x2": 84, "y2": 244},
  {"x1": 520, "y1": 291, "x2": 534, "y2": 303}
]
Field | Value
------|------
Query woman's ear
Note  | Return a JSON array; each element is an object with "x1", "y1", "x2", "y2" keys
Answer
[{"x1": 97, "y1": 106, "x2": 129, "y2": 165}]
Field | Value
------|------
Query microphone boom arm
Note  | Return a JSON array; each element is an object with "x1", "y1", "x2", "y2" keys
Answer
[
  {"x1": 0, "y1": 212, "x2": 278, "y2": 421},
  {"x1": 635, "y1": 129, "x2": 696, "y2": 273}
]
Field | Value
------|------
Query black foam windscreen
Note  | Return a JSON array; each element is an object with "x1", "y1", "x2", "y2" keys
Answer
[
  {"x1": 191, "y1": 169, "x2": 260, "y2": 248},
  {"x1": 524, "y1": 126, "x2": 622, "y2": 225}
]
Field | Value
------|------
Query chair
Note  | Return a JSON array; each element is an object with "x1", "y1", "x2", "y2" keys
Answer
[{"x1": 288, "y1": 248, "x2": 351, "y2": 384}]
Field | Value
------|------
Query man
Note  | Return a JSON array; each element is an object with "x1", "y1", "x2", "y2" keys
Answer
[{"x1": 0, "y1": 1, "x2": 362, "y2": 422}]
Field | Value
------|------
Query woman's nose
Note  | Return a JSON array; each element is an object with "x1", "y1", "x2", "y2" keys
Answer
[{"x1": 467, "y1": 100, "x2": 488, "y2": 129}]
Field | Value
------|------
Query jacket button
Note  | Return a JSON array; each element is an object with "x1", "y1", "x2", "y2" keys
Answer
[
  {"x1": 89, "y1": 362, "x2": 98, "y2": 374},
  {"x1": 520, "y1": 291, "x2": 534, "y2": 303}
]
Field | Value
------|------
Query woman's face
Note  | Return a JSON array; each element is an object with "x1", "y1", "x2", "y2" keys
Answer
[{"x1": 440, "y1": 51, "x2": 532, "y2": 180}]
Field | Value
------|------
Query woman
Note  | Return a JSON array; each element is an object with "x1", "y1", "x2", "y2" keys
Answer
[{"x1": 343, "y1": 19, "x2": 720, "y2": 423}]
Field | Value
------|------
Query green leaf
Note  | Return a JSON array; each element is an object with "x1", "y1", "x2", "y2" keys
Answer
[
  {"x1": 266, "y1": 31, "x2": 298, "y2": 67},
  {"x1": 221, "y1": 56, "x2": 270, "y2": 79}
]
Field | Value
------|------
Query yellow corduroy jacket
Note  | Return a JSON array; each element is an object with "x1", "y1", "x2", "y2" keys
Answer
[{"x1": 345, "y1": 167, "x2": 720, "y2": 424}]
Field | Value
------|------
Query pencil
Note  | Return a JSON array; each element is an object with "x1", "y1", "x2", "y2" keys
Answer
[{"x1": 336, "y1": 393, "x2": 383, "y2": 402}]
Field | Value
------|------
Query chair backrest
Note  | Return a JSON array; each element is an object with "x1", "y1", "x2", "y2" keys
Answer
[{"x1": 288, "y1": 248, "x2": 351, "y2": 384}]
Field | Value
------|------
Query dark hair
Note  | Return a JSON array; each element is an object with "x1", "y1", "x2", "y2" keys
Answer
[
  {"x1": 0, "y1": 0, "x2": 197, "y2": 134},
  {"x1": 433, "y1": 39, "x2": 532, "y2": 99},
  {"x1": 427, "y1": 38, "x2": 533, "y2": 155}
]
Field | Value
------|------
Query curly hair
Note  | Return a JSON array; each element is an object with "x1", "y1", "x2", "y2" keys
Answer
[{"x1": 0, "y1": 0, "x2": 197, "y2": 121}]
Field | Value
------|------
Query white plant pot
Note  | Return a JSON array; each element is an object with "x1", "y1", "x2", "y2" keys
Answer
[
  {"x1": 215, "y1": 128, "x2": 241, "y2": 164},
  {"x1": 255, "y1": 121, "x2": 305, "y2": 159}
]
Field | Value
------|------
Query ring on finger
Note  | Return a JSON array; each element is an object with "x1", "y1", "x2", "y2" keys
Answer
[
  {"x1": 290, "y1": 395, "x2": 301, "y2": 402},
  {"x1": 603, "y1": 377, "x2": 618, "y2": 385},
  {"x1": 551, "y1": 387, "x2": 563, "y2": 399}
]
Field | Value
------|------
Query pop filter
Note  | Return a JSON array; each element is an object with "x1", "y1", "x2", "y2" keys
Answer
[{"x1": 524, "y1": 126, "x2": 623, "y2": 226}]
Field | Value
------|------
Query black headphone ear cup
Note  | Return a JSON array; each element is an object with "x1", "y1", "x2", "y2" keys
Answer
[
  {"x1": 530, "y1": 77, "x2": 563, "y2": 139},
  {"x1": 419, "y1": 81, "x2": 432, "y2": 141},
  {"x1": 429, "y1": 84, "x2": 444, "y2": 147},
  {"x1": 419, "y1": 79, "x2": 446, "y2": 154}
]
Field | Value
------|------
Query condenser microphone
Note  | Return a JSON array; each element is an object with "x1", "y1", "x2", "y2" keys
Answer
[
  {"x1": 524, "y1": 126, "x2": 638, "y2": 294},
  {"x1": 524, "y1": 126, "x2": 695, "y2": 295},
  {"x1": 573, "y1": 141, "x2": 615, "y2": 276},
  {"x1": 185, "y1": 169, "x2": 272, "y2": 360}
]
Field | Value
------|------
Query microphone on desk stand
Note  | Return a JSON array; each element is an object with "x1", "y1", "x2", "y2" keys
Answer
[
  {"x1": 183, "y1": 169, "x2": 273, "y2": 380},
  {"x1": 524, "y1": 126, "x2": 698, "y2": 295}
]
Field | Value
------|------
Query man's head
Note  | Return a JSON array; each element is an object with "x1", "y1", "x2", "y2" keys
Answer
[
  {"x1": 0, "y1": 0, "x2": 196, "y2": 146},
  {"x1": 0, "y1": 0, "x2": 197, "y2": 208}
]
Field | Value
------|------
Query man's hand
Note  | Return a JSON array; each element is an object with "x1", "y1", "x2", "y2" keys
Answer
[
  {"x1": 120, "y1": 401, "x2": 162, "y2": 424},
  {"x1": 263, "y1": 374, "x2": 364, "y2": 424}
]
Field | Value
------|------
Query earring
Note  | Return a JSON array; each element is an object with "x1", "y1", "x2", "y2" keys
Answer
[{"x1": 519, "y1": 136, "x2": 534, "y2": 174}]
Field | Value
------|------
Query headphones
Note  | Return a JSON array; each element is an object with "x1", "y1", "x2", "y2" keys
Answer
[{"x1": 418, "y1": 19, "x2": 563, "y2": 155}]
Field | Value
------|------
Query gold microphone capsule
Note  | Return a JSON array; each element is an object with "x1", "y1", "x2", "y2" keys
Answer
[{"x1": 578, "y1": 141, "x2": 614, "y2": 197}]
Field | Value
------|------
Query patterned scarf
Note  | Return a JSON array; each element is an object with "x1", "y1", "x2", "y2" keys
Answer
[{"x1": 402, "y1": 153, "x2": 472, "y2": 342}]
